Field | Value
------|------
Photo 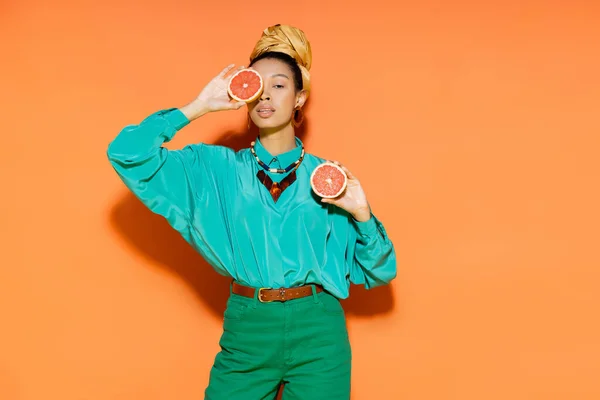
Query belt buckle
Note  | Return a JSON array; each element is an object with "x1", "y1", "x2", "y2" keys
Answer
[
  {"x1": 258, "y1": 287, "x2": 272, "y2": 303},
  {"x1": 258, "y1": 287, "x2": 287, "y2": 303}
]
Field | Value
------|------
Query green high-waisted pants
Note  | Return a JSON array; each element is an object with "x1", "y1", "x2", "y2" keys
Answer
[{"x1": 204, "y1": 284, "x2": 352, "y2": 400}]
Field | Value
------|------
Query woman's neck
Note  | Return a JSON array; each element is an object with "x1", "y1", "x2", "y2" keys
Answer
[{"x1": 258, "y1": 124, "x2": 297, "y2": 156}]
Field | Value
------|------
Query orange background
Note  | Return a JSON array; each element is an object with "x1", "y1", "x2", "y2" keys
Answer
[{"x1": 1, "y1": 0, "x2": 599, "y2": 399}]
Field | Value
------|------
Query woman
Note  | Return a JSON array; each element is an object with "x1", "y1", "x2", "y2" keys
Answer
[{"x1": 107, "y1": 24, "x2": 396, "y2": 400}]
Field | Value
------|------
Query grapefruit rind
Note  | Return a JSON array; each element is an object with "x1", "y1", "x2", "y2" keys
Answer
[
  {"x1": 310, "y1": 162, "x2": 348, "y2": 199},
  {"x1": 227, "y1": 69, "x2": 263, "y2": 103}
]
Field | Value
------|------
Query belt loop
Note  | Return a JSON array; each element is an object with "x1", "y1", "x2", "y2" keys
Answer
[
  {"x1": 311, "y1": 284, "x2": 319, "y2": 303},
  {"x1": 229, "y1": 279, "x2": 234, "y2": 295},
  {"x1": 251, "y1": 286, "x2": 259, "y2": 308}
]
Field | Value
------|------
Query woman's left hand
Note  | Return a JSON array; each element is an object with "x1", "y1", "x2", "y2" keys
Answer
[{"x1": 320, "y1": 161, "x2": 372, "y2": 222}]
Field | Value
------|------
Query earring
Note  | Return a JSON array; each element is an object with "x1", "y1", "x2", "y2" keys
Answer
[
  {"x1": 292, "y1": 108, "x2": 304, "y2": 127},
  {"x1": 247, "y1": 114, "x2": 252, "y2": 130}
]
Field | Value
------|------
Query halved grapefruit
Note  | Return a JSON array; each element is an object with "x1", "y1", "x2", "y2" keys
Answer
[
  {"x1": 310, "y1": 162, "x2": 348, "y2": 199},
  {"x1": 227, "y1": 68, "x2": 263, "y2": 102}
]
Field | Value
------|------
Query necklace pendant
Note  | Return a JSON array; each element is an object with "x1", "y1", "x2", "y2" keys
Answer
[
  {"x1": 270, "y1": 182, "x2": 282, "y2": 202},
  {"x1": 256, "y1": 170, "x2": 297, "y2": 203}
]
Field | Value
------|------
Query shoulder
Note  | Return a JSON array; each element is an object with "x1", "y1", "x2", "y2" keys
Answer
[
  {"x1": 302, "y1": 151, "x2": 328, "y2": 167},
  {"x1": 172, "y1": 142, "x2": 239, "y2": 166}
]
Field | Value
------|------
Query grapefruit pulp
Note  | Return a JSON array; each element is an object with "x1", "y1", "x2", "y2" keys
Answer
[
  {"x1": 310, "y1": 162, "x2": 348, "y2": 199},
  {"x1": 227, "y1": 68, "x2": 263, "y2": 102}
]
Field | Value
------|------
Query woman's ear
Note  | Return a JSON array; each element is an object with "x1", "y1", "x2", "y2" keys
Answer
[{"x1": 295, "y1": 90, "x2": 307, "y2": 109}]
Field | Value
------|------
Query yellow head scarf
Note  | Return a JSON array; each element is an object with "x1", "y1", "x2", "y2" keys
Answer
[{"x1": 249, "y1": 24, "x2": 312, "y2": 97}]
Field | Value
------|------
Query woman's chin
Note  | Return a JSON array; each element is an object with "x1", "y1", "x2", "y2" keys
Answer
[{"x1": 255, "y1": 119, "x2": 291, "y2": 132}]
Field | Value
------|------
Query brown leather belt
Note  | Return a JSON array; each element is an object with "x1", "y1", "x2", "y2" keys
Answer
[{"x1": 232, "y1": 281, "x2": 323, "y2": 303}]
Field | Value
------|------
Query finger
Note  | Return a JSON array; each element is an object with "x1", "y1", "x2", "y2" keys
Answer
[
  {"x1": 331, "y1": 160, "x2": 356, "y2": 180},
  {"x1": 340, "y1": 165, "x2": 355, "y2": 180},
  {"x1": 331, "y1": 160, "x2": 344, "y2": 169},
  {"x1": 228, "y1": 65, "x2": 246, "y2": 77},
  {"x1": 223, "y1": 65, "x2": 247, "y2": 82},
  {"x1": 220, "y1": 64, "x2": 243, "y2": 79},
  {"x1": 227, "y1": 101, "x2": 246, "y2": 110},
  {"x1": 217, "y1": 64, "x2": 235, "y2": 78},
  {"x1": 321, "y1": 195, "x2": 342, "y2": 203}
]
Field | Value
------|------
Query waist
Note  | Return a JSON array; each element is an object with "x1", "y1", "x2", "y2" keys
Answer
[{"x1": 231, "y1": 280, "x2": 324, "y2": 303}]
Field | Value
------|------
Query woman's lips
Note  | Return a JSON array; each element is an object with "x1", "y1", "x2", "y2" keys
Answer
[{"x1": 257, "y1": 107, "x2": 275, "y2": 118}]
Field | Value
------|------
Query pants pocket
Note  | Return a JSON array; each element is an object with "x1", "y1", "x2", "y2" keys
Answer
[
  {"x1": 318, "y1": 292, "x2": 345, "y2": 316},
  {"x1": 223, "y1": 296, "x2": 251, "y2": 321}
]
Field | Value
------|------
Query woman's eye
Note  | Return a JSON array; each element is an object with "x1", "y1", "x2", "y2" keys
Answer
[{"x1": 274, "y1": 84, "x2": 284, "y2": 89}]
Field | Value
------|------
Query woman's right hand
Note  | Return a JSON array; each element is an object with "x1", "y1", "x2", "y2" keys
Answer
[{"x1": 180, "y1": 64, "x2": 247, "y2": 121}]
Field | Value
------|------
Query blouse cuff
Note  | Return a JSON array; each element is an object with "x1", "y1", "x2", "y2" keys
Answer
[
  {"x1": 352, "y1": 214, "x2": 379, "y2": 237},
  {"x1": 161, "y1": 108, "x2": 191, "y2": 131}
]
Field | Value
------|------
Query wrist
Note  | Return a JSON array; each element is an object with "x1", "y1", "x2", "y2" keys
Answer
[
  {"x1": 179, "y1": 100, "x2": 209, "y2": 121},
  {"x1": 352, "y1": 207, "x2": 371, "y2": 222}
]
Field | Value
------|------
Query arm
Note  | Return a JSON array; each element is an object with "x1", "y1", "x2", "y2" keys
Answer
[
  {"x1": 107, "y1": 107, "x2": 191, "y2": 221},
  {"x1": 318, "y1": 161, "x2": 397, "y2": 288},
  {"x1": 106, "y1": 107, "x2": 228, "y2": 231},
  {"x1": 348, "y1": 213, "x2": 397, "y2": 288},
  {"x1": 106, "y1": 64, "x2": 247, "y2": 275},
  {"x1": 107, "y1": 63, "x2": 246, "y2": 226}
]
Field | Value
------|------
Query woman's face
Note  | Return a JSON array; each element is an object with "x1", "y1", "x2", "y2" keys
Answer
[{"x1": 247, "y1": 58, "x2": 305, "y2": 131}]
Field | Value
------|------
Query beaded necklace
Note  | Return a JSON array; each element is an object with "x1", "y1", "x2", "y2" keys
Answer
[{"x1": 250, "y1": 138, "x2": 305, "y2": 174}]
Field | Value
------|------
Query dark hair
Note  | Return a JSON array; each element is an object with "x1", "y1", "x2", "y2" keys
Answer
[{"x1": 249, "y1": 51, "x2": 303, "y2": 92}]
